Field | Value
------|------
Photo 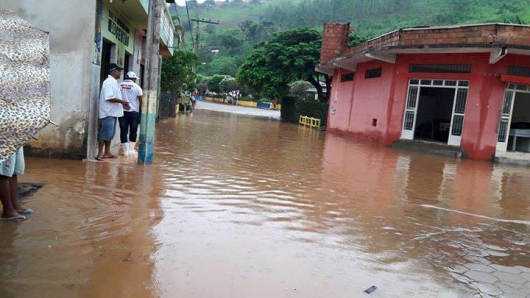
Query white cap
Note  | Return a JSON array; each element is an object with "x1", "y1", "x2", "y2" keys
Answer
[{"x1": 126, "y1": 71, "x2": 138, "y2": 79}]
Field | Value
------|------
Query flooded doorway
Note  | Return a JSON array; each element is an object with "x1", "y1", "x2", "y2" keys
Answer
[
  {"x1": 414, "y1": 87, "x2": 454, "y2": 143},
  {"x1": 401, "y1": 79, "x2": 469, "y2": 146},
  {"x1": 497, "y1": 83, "x2": 530, "y2": 154}
]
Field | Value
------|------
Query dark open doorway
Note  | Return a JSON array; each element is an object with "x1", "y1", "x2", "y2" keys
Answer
[
  {"x1": 124, "y1": 52, "x2": 131, "y2": 75},
  {"x1": 414, "y1": 87, "x2": 454, "y2": 143},
  {"x1": 508, "y1": 91, "x2": 530, "y2": 152},
  {"x1": 100, "y1": 39, "x2": 114, "y2": 85}
]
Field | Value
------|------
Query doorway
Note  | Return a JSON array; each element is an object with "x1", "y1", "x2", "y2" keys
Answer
[
  {"x1": 497, "y1": 84, "x2": 530, "y2": 153},
  {"x1": 124, "y1": 52, "x2": 132, "y2": 75},
  {"x1": 401, "y1": 79, "x2": 469, "y2": 146},
  {"x1": 414, "y1": 87, "x2": 455, "y2": 143},
  {"x1": 100, "y1": 39, "x2": 115, "y2": 85}
]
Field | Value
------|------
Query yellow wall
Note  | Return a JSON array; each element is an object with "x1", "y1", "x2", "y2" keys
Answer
[
  {"x1": 204, "y1": 97, "x2": 280, "y2": 110},
  {"x1": 237, "y1": 101, "x2": 257, "y2": 108}
]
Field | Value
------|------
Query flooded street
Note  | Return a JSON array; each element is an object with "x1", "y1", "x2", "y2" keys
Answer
[{"x1": 1, "y1": 104, "x2": 529, "y2": 297}]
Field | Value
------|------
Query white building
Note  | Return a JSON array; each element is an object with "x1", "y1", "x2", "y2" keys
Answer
[{"x1": 2, "y1": 0, "x2": 175, "y2": 159}]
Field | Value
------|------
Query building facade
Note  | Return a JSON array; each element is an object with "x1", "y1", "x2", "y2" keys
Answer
[
  {"x1": 317, "y1": 23, "x2": 530, "y2": 162},
  {"x1": 2, "y1": 0, "x2": 175, "y2": 159}
]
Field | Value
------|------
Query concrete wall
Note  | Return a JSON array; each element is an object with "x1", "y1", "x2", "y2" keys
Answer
[
  {"x1": 3, "y1": 0, "x2": 96, "y2": 159},
  {"x1": 328, "y1": 68, "x2": 354, "y2": 132}
]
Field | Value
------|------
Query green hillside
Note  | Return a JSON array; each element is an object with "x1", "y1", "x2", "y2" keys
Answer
[{"x1": 173, "y1": 0, "x2": 530, "y2": 77}]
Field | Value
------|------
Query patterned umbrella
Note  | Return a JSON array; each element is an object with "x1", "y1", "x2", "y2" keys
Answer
[{"x1": 0, "y1": 10, "x2": 51, "y2": 163}]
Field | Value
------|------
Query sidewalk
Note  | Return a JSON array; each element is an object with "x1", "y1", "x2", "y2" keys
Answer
[{"x1": 196, "y1": 100, "x2": 281, "y2": 119}]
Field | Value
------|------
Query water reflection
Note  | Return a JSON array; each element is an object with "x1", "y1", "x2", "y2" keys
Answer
[
  {"x1": 152, "y1": 110, "x2": 529, "y2": 297},
  {"x1": 0, "y1": 158, "x2": 162, "y2": 297},
  {"x1": 0, "y1": 108, "x2": 528, "y2": 297}
]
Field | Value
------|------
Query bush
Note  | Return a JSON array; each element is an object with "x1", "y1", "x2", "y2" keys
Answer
[
  {"x1": 295, "y1": 99, "x2": 329, "y2": 127},
  {"x1": 279, "y1": 98, "x2": 329, "y2": 126}
]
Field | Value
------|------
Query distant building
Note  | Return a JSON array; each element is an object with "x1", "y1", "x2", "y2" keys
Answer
[
  {"x1": 3, "y1": 0, "x2": 176, "y2": 159},
  {"x1": 317, "y1": 23, "x2": 530, "y2": 163}
]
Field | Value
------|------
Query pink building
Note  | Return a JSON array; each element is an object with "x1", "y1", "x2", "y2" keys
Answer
[{"x1": 317, "y1": 23, "x2": 530, "y2": 163}]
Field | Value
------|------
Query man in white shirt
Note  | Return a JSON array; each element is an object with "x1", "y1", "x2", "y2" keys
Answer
[
  {"x1": 118, "y1": 71, "x2": 143, "y2": 156},
  {"x1": 96, "y1": 63, "x2": 130, "y2": 161}
]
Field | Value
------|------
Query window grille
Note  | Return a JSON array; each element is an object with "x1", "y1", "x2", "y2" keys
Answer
[
  {"x1": 451, "y1": 115, "x2": 464, "y2": 136},
  {"x1": 409, "y1": 64, "x2": 471, "y2": 74},
  {"x1": 404, "y1": 111, "x2": 415, "y2": 130},
  {"x1": 508, "y1": 66, "x2": 530, "y2": 77},
  {"x1": 365, "y1": 68, "x2": 382, "y2": 79},
  {"x1": 341, "y1": 73, "x2": 354, "y2": 82},
  {"x1": 454, "y1": 89, "x2": 467, "y2": 114},
  {"x1": 498, "y1": 120, "x2": 509, "y2": 142}
]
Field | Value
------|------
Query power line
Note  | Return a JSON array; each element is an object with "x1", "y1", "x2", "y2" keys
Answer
[{"x1": 185, "y1": 0, "x2": 194, "y2": 49}]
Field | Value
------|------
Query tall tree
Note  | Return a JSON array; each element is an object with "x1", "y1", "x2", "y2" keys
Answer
[{"x1": 237, "y1": 27, "x2": 331, "y2": 102}]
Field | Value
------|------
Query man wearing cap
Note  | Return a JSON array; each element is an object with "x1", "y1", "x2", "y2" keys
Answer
[
  {"x1": 119, "y1": 71, "x2": 143, "y2": 156},
  {"x1": 96, "y1": 63, "x2": 130, "y2": 161}
]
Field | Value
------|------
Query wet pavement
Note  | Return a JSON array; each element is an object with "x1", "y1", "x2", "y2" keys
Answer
[{"x1": 1, "y1": 106, "x2": 529, "y2": 297}]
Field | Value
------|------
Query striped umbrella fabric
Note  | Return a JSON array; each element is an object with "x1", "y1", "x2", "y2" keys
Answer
[{"x1": 0, "y1": 10, "x2": 51, "y2": 163}]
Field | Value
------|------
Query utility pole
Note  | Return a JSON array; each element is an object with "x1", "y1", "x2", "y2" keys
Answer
[
  {"x1": 138, "y1": 0, "x2": 162, "y2": 164},
  {"x1": 190, "y1": 18, "x2": 220, "y2": 53}
]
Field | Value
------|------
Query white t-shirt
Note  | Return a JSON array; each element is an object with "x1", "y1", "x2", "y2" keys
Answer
[
  {"x1": 119, "y1": 80, "x2": 143, "y2": 112},
  {"x1": 99, "y1": 75, "x2": 123, "y2": 119}
]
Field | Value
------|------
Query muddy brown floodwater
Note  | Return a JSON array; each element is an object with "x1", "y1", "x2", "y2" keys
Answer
[{"x1": 1, "y1": 108, "x2": 529, "y2": 298}]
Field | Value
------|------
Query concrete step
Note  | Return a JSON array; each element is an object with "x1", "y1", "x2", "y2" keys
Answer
[{"x1": 392, "y1": 139, "x2": 465, "y2": 158}]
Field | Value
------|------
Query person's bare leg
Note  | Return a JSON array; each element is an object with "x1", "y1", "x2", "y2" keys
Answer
[
  {"x1": 103, "y1": 140, "x2": 114, "y2": 158},
  {"x1": 96, "y1": 140, "x2": 105, "y2": 159},
  {"x1": 0, "y1": 175, "x2": 19, "y2": 218},
  {"x1": 9, "y1": 175, "x2": 24, "y2": 213}
]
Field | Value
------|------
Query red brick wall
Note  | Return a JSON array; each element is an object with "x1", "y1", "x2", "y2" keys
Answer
[
  {"x1": 340, "y1": 24, "x2": 530, "y2": 58},
  {"x1": 320, "y1": 23, "x2": 351, "y2": 62}
]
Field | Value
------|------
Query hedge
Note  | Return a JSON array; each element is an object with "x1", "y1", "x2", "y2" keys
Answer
[
  {"x1": 280, "y1": 97, "x2": 329, "y2": 127},
  {"x1": 295, "y1": 99, "x2": 329, "y2": 127}
]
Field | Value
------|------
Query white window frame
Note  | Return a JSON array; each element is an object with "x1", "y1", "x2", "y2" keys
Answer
[
  {"x1": 400, "y1": 79, "x2": 469, "y2": 147},
  {"x1": 496, "y1": 83, "x2": 530, "y2": 152}
]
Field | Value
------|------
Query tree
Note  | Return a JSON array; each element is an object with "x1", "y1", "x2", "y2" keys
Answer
[
  {"x1": 204, "y1": 0, "x2": 215, "y2": 6},
  {"x1": 161, "y1": 50, "x2": 198, "y2": 94},
  {"x1": 218, "y1": 30, "x2": 244, "y2": 54},
  {"x1": 239, "y1": 20, "x2": 273, "y2": 44},
  {"x1": 197, "y1": 83, "x2": 208, "y2": 96},
  {"x1": 219, "y1": 77, "x2": 240, "y2": 93},
  {"x1": 289, "y1": 80, "x2": 313, "y2": 99},
  {"x1": 237, "y1": 27, "x2": 331, "y2": 102},
  {"x1": 207, "y1": 74, "x2": 230, "y2": 94}
]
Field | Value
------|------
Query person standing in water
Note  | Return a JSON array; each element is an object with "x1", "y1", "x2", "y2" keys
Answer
[
  {"x1": 119, "y1": 71, "x2": 143, "y2": 156},
  {"x1": 0, "y1": 147, "x2": 32, "y2": 222}
]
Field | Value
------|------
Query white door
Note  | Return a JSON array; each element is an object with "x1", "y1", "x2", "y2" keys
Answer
[
  {"x1": 447, "y1": 88, "x2": 468, "y2": 146},
  {"x1": 496, "y1": 89, "x2": 516, "y2": 152},
  {"x1": 401, "y1": 83, "x2": 420, "y2": 140}
]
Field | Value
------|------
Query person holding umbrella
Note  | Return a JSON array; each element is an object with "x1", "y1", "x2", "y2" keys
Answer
[
  {"x1": 1, "y1": 11, "x2": 51, "y2": 222},
  {"x1": 96, "y1": 63, "x2": 130, "y2": 161},
  {"x1": 0, "y1": 148, "x2": 32, "y2": 222}
]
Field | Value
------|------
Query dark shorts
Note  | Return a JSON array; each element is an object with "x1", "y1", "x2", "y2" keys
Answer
[{"x1": 98, "y1": 116, "x2": 117, "y2": 141}]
